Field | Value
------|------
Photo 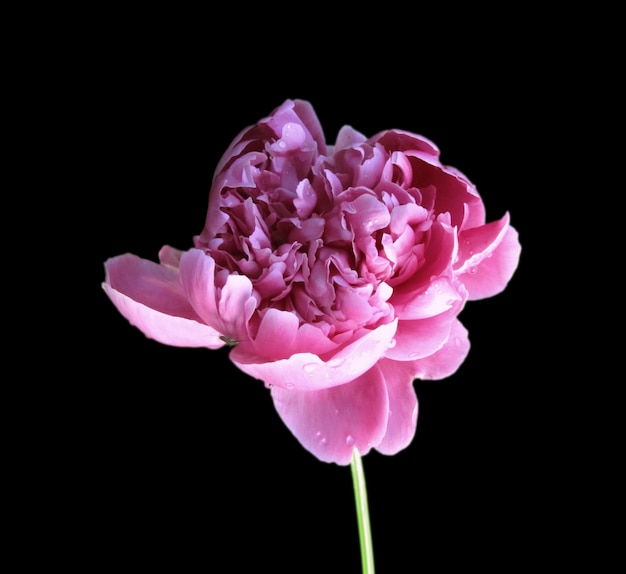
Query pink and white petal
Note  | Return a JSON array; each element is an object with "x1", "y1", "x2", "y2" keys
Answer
[
  {"x1": 102, "y1": 283, "x2": 225, "y2": 348},
  {"x1": 230, "y1": 320, "x2": 398, "y2": 391},
  {"x1": 271, "y1": 366, "x2": 389, "y2": 465},
  {"x1": 374, "y1": 358, "x2": 419, "y2": 455},
  {"x1": 458, "y1": 221, "x2": 521, "y2": 300},
  {"x1": 411, "y1": 318, "x2": 470, "y2": 380}
]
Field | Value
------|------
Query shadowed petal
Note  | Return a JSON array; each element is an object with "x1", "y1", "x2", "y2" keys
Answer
[
  {"x1": 374, "y1": 359, "x2": 419, "y2": 455},
  {"x1": 271, "y1": 366, "x2": 389, "y2": 465}
]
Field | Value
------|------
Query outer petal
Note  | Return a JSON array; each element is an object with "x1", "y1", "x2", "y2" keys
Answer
[
  {"x1": 374, "y1": 359, "x2": 419, "y2": 455},
  {"x1": 391, "y1": 276, "x2": 464, "y2": 320},
  {"x1": 457, "y1": 214, "x2": 521, "y2": 300},
  {"x1": 102, "y1": 254, "x2": 224, "y2": 349},
  {"x1": 230, "y1": 320, "x2": 398, "y2": 391},
  {"x1": 271, "y1": 366, "x2": 389, "y2": 465},
  {"x1": 385, "y1": 303, "x2": 464, "y2": 361},
  {"x1": 411, "y1": 318, "x2": 470, "y2": 380}
]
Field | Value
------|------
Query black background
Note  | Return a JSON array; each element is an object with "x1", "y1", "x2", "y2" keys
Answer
[{"x1": 27, "y1": 10, "x2": 611, "y2": 573}]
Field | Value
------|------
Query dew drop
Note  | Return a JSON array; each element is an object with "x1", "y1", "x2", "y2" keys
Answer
[
  {"x1": 328, "y1": 357, "x2": 345, "y2": 368},
  {"x1": 345, "y1": 434, "x2": 356, "y2": 447},
  {"x1": 320, "y1": 437, "x2": 328, "y2": 446},
  {"x1": 315, "y1": 430, "x2": 322, "y2": 437},
  {"x1": 285, "y1": 382, "x2": 295, "y2": 389},
  {"x1": 388, "y1": 338, "x2": 397, "y2": 348},
  {"x1": 454, "y1": 336, "x2": 463, "y2": 347},
  {"x1": 303, "y1": 363, "x2": 317, "y2": 374},
  {"x1": 469, "y1": 266, "x2": 478, "y2": 274}
]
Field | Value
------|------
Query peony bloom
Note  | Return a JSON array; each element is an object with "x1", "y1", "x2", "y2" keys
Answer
[{"x1": 103, "y1": 99, "x2": 521, "y2": 465}]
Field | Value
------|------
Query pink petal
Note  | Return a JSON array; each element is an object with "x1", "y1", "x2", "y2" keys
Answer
[
  {"x1": 385, "y1": 311, "x2": 458, "y2": 361},
  {"x1": 374, "y1": 358, "x2": 419, "y2": 455},
  {"x1": 252, "y1": 308, "x2": 299, "y2": 359},
  {"x1": 457, "y1": 214, "x2": 522, "y2": 300},
  {"x1": 179, "y1": 249, "x2": 257, "y2": 342},
  {"x1": 333, "y1": 125, "x2": 367, "y2": 152},
  {"x1": 230, "y1": 320, "x2": 398, "y2": 391},
  {"x1": 270, "y1": 366, "x2": 389, "y2": 465},
  {"x1": 392, "y1": 218, "x2": 456, "y2": 298},
  {"x1": 292, "y1": 99, "x2": 329, "y2": 155},
  {"x1": 105, "y1": 254, "x2": 197, "y2": 320},
  {"x1": 369, "y1": 129, "x2": 441, "y2": 159},
  {"x1": 102, "y1": 254, "x2": 224, "y2": 348},
  {"x1": 411, "y1": 318, "x2": 470, "y2": 380},
  {"x1": 391, "y1": 276, "x2": 465, "y2": 320},
  {"x1": 251, "y1": 310, "x2": 340, "y2": 359}
]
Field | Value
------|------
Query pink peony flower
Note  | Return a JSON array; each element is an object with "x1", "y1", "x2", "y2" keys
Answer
[{"x1": 103, "y1": 99, "x2": 521, "y2": 465}]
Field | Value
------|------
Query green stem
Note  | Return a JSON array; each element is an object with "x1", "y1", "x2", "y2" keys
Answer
[{"x1": 351, "y1": 449, "x2": 375, "y2": 574}]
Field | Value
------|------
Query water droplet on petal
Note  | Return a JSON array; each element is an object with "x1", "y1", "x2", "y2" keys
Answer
[
  {"x1": 303, "y1": 363, "x2": 317, "y2": 374},
  {"x1": 328, "y1": 357, "x2": 345, "y2": 368},
  {"x1": 320, "y1": 437, "x2": 328, "y2": 446},
  {"x1": 469, "y1": 266, "x2": 478, "y2": 274},
  {"x1": 345, "y1": 434, "x2": 355, "y2": 446},
  {"x1": 285, "y1": 382, "x2": 294, "y2": 389},
  {"x1": 388, "y1": 338, "x2": 397, "y2": 348}
]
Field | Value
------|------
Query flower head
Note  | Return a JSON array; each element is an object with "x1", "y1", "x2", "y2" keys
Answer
[{"x1": 103, "y1": 99, "x2": 521, "y2": 464}]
